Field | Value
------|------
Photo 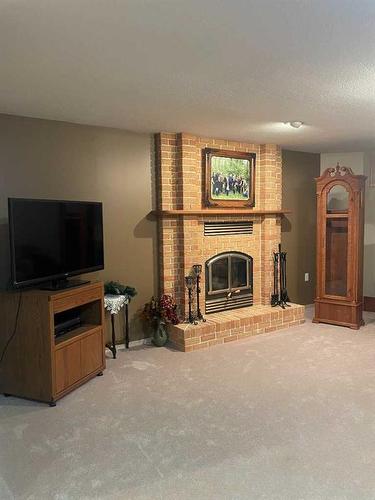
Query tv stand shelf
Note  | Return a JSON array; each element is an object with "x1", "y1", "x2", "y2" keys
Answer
[
  {"x1": 55, "y1": 324, "x2": 100, "y2": 347},
  {"x1": 0, "y1": 282, "x2": 105, "y2": 406}
]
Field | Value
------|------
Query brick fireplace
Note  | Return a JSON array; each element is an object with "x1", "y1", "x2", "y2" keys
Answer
[{"x1": 155, "y1": 133, "x2": 304, "y2": 351}]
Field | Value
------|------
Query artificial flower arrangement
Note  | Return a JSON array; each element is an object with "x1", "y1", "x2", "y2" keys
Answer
[{"x1": 143, "y1": 294, "x2": 179, "y2": 346}]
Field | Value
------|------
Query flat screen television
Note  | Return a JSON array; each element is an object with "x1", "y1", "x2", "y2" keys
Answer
[{"x1": 8, "y1": 198, "x2": 104, "y2": 289}]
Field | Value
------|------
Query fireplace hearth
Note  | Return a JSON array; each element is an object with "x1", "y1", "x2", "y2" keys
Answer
[{"x1": 205, "y1": 252, "x2": 253, "y2": 313}]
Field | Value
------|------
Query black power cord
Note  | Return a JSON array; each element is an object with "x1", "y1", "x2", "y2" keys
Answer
[{"x1": 0, "y1": 290, "x2": 22, "y2": 365}]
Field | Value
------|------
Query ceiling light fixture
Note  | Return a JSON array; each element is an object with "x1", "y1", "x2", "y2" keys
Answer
[{"x1": 287, "y1": 121, "x2": 304, "y2": 129}]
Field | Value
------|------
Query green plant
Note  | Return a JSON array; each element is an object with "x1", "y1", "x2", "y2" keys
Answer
[{"x1": 104, "y1": 281, "x2": 137, "y2": 300}]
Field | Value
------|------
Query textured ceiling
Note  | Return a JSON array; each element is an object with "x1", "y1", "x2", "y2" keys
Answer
[{"x1": 1, "y1": 0, "x2": 375, "y2": 152}]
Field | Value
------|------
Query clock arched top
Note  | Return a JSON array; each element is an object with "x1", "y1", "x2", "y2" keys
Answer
[{"x1": 316, "y1": 163, "x2": 366, "y2": 196}]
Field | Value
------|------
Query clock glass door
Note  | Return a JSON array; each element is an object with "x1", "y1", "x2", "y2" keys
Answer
[
  {"x1": 325, "y1": 217, "x2": 348, "y2": 296},
  {"x1": 324, "y1": 184, "x2": 349, "y2": 297}
]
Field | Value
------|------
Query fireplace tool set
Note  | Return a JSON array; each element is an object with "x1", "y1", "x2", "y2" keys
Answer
[
  {"x1": 185, "y1": 264, "x2": 206, "y2": 324},
  {"x1": 271, "y1": 244, "x2": 290, "y2": 309}
]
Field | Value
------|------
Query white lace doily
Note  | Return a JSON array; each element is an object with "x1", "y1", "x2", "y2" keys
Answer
[{"x1": 104, "y1": 294, "x2": 130, "y2": 315}]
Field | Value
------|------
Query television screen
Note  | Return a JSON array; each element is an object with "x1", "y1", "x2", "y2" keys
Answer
[{"x1": 9, "y1": 198, "x2": 104, "y2": 287}]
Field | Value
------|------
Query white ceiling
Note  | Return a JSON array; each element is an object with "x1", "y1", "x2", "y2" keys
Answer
[{"x1": 1, "y1": 0, "x2": 375, "y2": 152}]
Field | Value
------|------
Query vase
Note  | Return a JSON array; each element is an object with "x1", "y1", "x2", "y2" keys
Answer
[{"x1": 152, "y1": 319, "x2": 168, "y2": 347}]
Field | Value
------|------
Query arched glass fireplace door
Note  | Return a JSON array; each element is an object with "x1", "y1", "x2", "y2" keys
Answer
[{"x1": 205, "y1": 252, "x2": 253, "y2": 313}]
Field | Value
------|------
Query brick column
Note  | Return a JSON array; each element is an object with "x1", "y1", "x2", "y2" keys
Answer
[
  {"x1": 259, "y1": 144, "x2": 282, "y2": 304},
  {"x1": 155, "y1": 133, "x2": 186, "y2": 313}
]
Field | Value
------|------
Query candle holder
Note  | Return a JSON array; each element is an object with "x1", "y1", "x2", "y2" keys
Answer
[
  {"x1": 192, "y1": 264, "x2": 206, "y2": 322},
  {"x1": 185, "y1": 276, "x2": 197, "y2": 324}
]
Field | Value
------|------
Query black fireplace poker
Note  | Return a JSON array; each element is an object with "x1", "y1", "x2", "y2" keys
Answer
[
  {"x1": 185, "y1": 276, "x2": 198, "y2": 325},
  {"x1": 192, "y1": 264, "x2": 206, "y2": 322},
  {"x1": 271, "y1": 243, "x2": 290, "y2": 309}
]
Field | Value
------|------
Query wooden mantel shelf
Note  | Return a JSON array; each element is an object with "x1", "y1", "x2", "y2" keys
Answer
[{"x1": 152, "y1": 209, "x2": 291, "y2": 217}]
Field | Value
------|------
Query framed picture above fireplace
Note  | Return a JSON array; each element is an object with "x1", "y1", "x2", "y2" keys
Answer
[{"x1": 204, "y1": 148, "x2": 256, "y2": 208}]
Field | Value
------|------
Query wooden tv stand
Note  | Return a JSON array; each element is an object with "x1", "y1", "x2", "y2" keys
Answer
[{"x1": 0, "y1": 282, "x2": 105, "y2": 406}]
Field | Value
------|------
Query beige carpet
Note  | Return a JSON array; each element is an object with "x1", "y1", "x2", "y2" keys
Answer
[{"x1": 2, "y1": 306, "x2": 375, "y2": 499}]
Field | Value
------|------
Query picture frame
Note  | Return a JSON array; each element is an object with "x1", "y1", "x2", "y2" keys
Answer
[{"x1": 203, "y1": 148, "x2": 256, "y2": 208}]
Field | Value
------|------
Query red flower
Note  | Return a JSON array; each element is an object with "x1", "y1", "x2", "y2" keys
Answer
[{"x1": 142, "y1": 295, "x2": 179, "y2": 325}]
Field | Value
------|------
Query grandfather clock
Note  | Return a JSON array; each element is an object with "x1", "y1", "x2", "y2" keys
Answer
[{"x1": 313, "y1": 164, "x2": 366, "y2": 329}]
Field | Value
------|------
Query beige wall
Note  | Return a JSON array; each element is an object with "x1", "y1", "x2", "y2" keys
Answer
[
  {"x1": 320, "y1": 152, "x2": 364, "y2": 175},
  {"x1": 0, "y1": 114, "x2": 156, "y2": 341},
  {"x1": 0, "y1": 113, "x2": 323, "y2": 342},
  {"x1": 281, "y1": 150, "x2": 320, "y2": 305}
]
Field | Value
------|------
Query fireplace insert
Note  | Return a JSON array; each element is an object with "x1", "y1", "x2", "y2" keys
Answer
[{"x1": 205, "y1": 252, "x2": 253, "y2": 313}]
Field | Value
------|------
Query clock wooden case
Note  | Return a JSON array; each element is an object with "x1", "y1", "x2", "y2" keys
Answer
[{"x1": 313, "y1": 164, "x2": 366, "y2": 329}]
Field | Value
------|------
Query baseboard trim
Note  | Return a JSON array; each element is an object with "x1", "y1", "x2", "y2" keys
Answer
[
  {"x1": 129, "y1": 337, "x2": 152, "y2": 347},
  {"x1": 105, "y1": 338, "x2": 152, "y2": 354},
  {"x1": 364, "y1": 296, "x2": 375, "y2": 312}
]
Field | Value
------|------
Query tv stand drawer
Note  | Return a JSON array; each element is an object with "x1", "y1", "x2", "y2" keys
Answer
[{"x1": 52, "y1": 284, "x2": 103, "y2": 314}]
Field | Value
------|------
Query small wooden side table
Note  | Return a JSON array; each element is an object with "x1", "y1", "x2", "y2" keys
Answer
[{"x1": 104, "y1": 294, "x2": 130, "y2": 359}]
